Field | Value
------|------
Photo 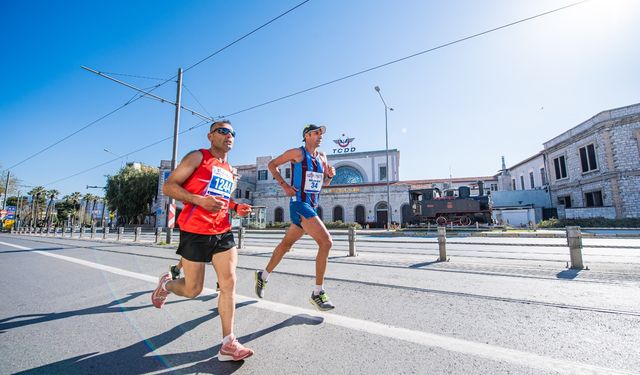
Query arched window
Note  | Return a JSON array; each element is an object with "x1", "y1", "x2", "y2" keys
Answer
[
  {"x1": 354, "y1": 205, "x2": 366, "y2": 225},
  {"x1": 274, "y1": 207, "x2": 284, "y2": 223},
  {"x1": 333, "y1": 206, "x2": 344, "y2": 222},
  {"x1": 317, "y1": 206, "x2": 324, "y2": 221},
  {"x1": 331, "y1": 166, "x2": 364, "y2": 185}
]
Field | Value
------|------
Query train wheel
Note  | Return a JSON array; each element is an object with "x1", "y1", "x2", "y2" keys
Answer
[
  {"x1": 459, "y1": 216, "x2": 471, "y2": 226},
  {"x1": 436, "y1": 216, "x2": 447, "y2": 226}
]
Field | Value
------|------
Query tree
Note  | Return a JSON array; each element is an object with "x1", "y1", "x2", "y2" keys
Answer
[
  {"x1": 27, "y1": 186, "x2": 47, "y2": 226},
  {"x1": 105, "y1": 163, "x2": 159, "y2": 225},
  {"x1": 57, "y1": 192, "x2": 82, "y2": 225},
  {"x1": 45, "y1": 189, "x2": 60, "y2": 226},
  {"x1": 0, "y1": 167, "x2": 20, "y2": 202},
  {"x1": 81, "y1": 193, "x2": 96, "y2": 227}
]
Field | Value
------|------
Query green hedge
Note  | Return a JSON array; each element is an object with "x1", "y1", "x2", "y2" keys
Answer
[
  {"x1": 537, "y1": 217, "x2": 640, "y2": 228},
  {"x1": 265, "y1": 221, "x2": 362, "y2": 230}
]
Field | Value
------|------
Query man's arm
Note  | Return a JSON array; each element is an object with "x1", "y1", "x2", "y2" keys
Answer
[
  {"x1": 268, "y1": 148, "x2": 302, "y2": 196},
  {"x1": 320, "y1": 152, "x2": 336, "y2": 186},
  {"x1": 162, "y1": 150, "x2": 225, "y2": 212}
]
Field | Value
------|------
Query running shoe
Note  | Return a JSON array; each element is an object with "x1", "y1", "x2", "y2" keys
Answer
[
  {"x1": 254, "y1": 270, "x2": 267, "y2": 298},
  {"x1": 309, "y1": 291, "x2": 335, "y2": 311},
  {"x1": 218, "y1": 334, "x2": 254, "y2": 361},
  {"x1": 170, "y1": 265, "x2": 181, "y2": 280},
  {"x1": 152, "y1": 273, "x2": 172, "y2": 309}
]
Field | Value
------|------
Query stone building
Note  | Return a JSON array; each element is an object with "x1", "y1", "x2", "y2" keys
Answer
[{"x1": 542, "y1": 102, "x2": 640, "y2": 219}]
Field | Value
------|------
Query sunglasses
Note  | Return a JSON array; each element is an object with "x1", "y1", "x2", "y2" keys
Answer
[{"x1": 212, "y1": 127, "x2": 236, "y2": 137}]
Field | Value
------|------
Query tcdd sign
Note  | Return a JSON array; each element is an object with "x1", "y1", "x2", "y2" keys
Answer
[{"x1": 333, "y1": 134, "x2": 356, "y2": 154}]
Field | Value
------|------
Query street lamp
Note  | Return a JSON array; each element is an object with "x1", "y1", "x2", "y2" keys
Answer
[
  {"x1": 104, "y1": 148, "x2": 125, "y2": 167},
  {"x1": 374, "y1": 85, "x2": 394, "y2": 230}
]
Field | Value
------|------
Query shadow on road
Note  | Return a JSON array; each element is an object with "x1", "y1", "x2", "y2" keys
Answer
[
  {"x1": 13, "y1": 300, "x2": 322, "y2": 375},
  {"x1": 556, "y1": 268, "x2": 582, "y2": 280},
  {"x1": 0, "y1": 291, "x2": 216, "y2": 332}
]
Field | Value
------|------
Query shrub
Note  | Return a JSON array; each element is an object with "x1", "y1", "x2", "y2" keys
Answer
[{"x1": 537, "y1": 217, "x2": 640, "y2": 228}]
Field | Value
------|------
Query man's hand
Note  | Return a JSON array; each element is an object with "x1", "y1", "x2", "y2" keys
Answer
[
  {"x1": 197, "y1": 195, "x2": 227, "y2": 212},
  {"x1": 326, "y1": 165, "x2": 336, "y2": 178},
  {"x1": 281, "y1": 182, "x2": 298, "y2": 197},
  {"x1": 236, "y1": 203, "x2": 252, "y2": 217}
]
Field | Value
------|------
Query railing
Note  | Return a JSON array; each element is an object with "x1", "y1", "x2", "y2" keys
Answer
[{"x1": 11, "y1": 224, "x2": 590, "y2": 269}]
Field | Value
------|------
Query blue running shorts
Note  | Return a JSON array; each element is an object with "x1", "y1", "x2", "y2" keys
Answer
[{"x1": 289, "y1": 201, "x2": 318, "y2": 228}]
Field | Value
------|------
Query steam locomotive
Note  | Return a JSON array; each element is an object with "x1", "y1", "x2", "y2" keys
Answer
[{"x1": 408, "y1": 183, "x2": 492, "y2": 226}]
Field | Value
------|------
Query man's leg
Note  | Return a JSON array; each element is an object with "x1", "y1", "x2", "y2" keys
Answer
[
  {"x1": 254, "y1": 224, "x2": 304, "y2": 298},
  {"x1": 166, "y1": 258, "x2": 206, "y2": 298},
  {"x1": 265, "y1": 224, "x2": 305, "y2": 273},
  {"x1": 211, "y1": 247, "x2": 238, "y2": 337},
  {"x1": 300, "y1": 216, "x2": 333, "y2": 286},
  {"x1": 300, "y1": 216, "x2": 335, "y2": 311}
]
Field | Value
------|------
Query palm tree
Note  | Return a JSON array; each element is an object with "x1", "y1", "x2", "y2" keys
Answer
[
  {"x1": 81, "y1": 193, "x2": 96, "y2": 227},
  {"x1": 67, "y1": 192, "x2": 82, "y2": 226},
  {"x1": 45, "y1": 189, "x2": 59, "y2": 226},
  {"x1": 27, "y1": 186, "x2": 46, "y2": 227}
]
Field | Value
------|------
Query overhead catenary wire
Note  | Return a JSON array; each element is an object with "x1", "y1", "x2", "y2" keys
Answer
[
  {"x1": 222, "y1": 0, "x2": 589, "y2": 117},
  {"x1": 4, "y1": 0, "x2": 311, "y2": 173},
  {"x1": 40, "y1": 0, "x2": 588, "y2": 187}
]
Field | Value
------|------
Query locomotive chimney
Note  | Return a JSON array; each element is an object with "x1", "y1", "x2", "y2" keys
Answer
[{"x1": 477, "y1": 180, "x2": 484, "y2": 196}]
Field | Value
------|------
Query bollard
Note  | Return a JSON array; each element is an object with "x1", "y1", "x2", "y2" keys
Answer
[
  {"x1": 117, "y1": 227, "x2": 124, "y2": 241},
  {"x1": 237, "y1": 227, "x2": 245, "y2": 249},
  {"x1": 475, "y1": 222, "x2": 479, "y2": 230},
  {"x1": 91, "y1": 226, "x2": 96, "y2": 239},
  {"x1": 348, "y1": 225, "x2": 357, "y2": 257},
  {"x1": 79, "y1": 227, "x2": 84, "y2": 238},
  {"x1": 70, "y1": 226, "x2": 74, "y2": 238},
  {"x1": 155, "y1": 227, "x2": 162, "y2": 244},
  {"x1": 166, "y1": 228, "x2": 174, "y2": 244},
  {"x1": 427, "y1": 222, "x2": 431, "y2": 232},
  {"x1": 134, "y1": 227, "x2": 141, "y2": 242},
  {"x1": 103, "y1": 227, "x2": 109, "y2": 240},
  {"x1": 566, "y1": 226, "x2": 584, "y2": 269},
  {"x1": 437, "y1": 226, "x2": 447, "y2": 262}
]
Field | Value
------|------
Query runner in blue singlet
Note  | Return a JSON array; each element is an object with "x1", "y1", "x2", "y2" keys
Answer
[{"x1": 254, "y1": 124, "x2": 337, "y2": 311}]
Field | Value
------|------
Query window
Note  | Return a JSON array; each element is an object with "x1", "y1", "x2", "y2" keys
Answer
[
  {"x1": 520, "y1": 176, "x2": 525, "y2": 190},
  {"x1": 379, "y1": 165, "x2": 387, "y2": 181},
  {"x1": 235, "y1": 189, "x2": 242, "y2": 199},
  {"x1": 331, "y1": 166, "x2": 364, "y2": 185},
  {"x1": 274, "y1": 207, "x2": 284, "y2": 222},
  {"x1": 585, "y1": 191, "x2": 603, "y2": 207},
  {"x1": 258, "y1": 170, "x2": 268, "y2": 180},
  {"x1": 579, "y1": 144, "x2": 598, "y2": 173},
  {"x1": 529, "y1": 172, "x2": 535, "y2": 189},
  {"x1": 553, "y1": 155, "x2": 567, "y2": 180},
  {"x1": 245, "y1": 190, "x2": 250, "y2": 199},
  {"x1": 490, "y1": 183, "x2": 498, "y2": 191},
  {"x1": 558, "y1": 195, "x2": 572, "y2": 208},
  {"x1": 511, "y1": 179, "x2": 516, "y2": 190},
  {"x1": 540, "y1": 168, "x2": 547, "y2": 185},
  {"x1": 285, "y1": 168, "x2": 291, "y2": 179}
]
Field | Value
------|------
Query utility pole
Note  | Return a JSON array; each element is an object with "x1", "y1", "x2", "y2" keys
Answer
[
  {"x1": 166, "y1": 68, "x2": 183, "y2": 244},
  {"x1": 2, "y1": 170, "x2": 9, "y2": 210}
]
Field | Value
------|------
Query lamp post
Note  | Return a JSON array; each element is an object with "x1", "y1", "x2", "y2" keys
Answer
[
  {"x1": 374, "y1": 86, "x2": 394, "y2": 230},
  {"x1": 104, "y1": 148, "x2": 125, "y2": 167}
]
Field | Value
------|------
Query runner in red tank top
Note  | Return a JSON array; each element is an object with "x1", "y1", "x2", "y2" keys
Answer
[{"x1": 151, "y1": 120, "x2": 254, "y2": 361}]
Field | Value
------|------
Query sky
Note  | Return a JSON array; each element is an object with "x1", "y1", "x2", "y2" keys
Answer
[{"x1": 1, "y1": 0, "x2": 639, "y2": 197}]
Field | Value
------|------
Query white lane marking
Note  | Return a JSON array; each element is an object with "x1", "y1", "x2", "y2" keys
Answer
[{"x1": 0, "y1": 240, "x2": 634, "y2": 375}]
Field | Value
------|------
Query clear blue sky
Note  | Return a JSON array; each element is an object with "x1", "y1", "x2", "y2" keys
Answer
[{"x1": 1, "y1": 0, "x2": 639, "y2": 197}]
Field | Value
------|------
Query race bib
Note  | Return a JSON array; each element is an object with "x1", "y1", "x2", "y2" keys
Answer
[
  {"x1": 304, "y1": 171, "x2": 323, "y2": 193},
  {"x1": 207, "y1": 166, "x2": 234, "y2": 199}
]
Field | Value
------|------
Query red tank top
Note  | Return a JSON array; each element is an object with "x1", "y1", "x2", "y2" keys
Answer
[{"x1": 177, "y1": 149, "x2": 235, "y2": 235}]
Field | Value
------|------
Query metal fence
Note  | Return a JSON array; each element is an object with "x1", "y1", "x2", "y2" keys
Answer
[{"x1": 11, "y1": 225, "x2": 589, "y2": 269}]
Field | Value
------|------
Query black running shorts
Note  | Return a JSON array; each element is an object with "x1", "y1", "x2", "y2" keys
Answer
[{"x1": 176, "y1": 230, "x2": 236, "y2": 263}]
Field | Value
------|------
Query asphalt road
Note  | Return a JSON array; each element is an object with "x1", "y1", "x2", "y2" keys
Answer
[{"x1": 1, "y1": 233, "x2": 638, "y2": 374}]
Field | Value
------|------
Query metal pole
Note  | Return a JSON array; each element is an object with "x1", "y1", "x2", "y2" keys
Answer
[
  {"x1": 237, "y1": 227, "x2": 245, "y2": 249},
  {"x1": 166, "y1": 68, "x2": 183, "y2": 245},
  {"x1": 385, "y1": 105, "x2": 392, "y2": 229},
  {"x1": 2, "y1": 170, "x2": 9, "y2": 210},
  {"x1": 134, "y1": 227, "x2": 141, "y2": 242},
  {"x1": 375, "y1": 86, "x2": 392, "y2": 230},
  {"x1": 437, "y1": 226, "x2": 447, "y2": 262}
]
